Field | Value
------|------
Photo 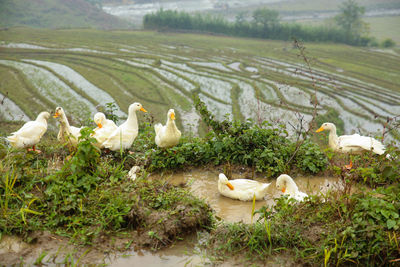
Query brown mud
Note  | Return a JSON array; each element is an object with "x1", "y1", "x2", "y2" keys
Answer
[{"x1": 1, "y1": 166, "x2": 346, "y2": 266}]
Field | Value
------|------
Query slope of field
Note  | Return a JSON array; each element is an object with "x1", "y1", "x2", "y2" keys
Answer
[
  {"x1": 365, "y1": 16, "x2": 400, "y2": 44},
  {"x1": 1, "y1": 28, "x2": 400, "y2": 138},
  {"x1": 0, "y1": 0, "x2": 130, "y2": 29}
]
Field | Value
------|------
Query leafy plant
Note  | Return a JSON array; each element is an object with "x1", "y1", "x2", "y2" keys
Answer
[
  {"x1": 142, "y1": 95, "x2": 328, "y2": 176},
  {"x1": 104, "y1": 102, "x2": 119, "y2": 124}
]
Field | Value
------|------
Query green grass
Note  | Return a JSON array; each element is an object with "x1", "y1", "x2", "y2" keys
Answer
[
  {"x1": 207, "y1": 187, "x2": 400, "y2": 266},
  {"x1": 0, "y1": 0, "x2": 130, "y2": 29},
  {"x1": 365, "y1": 16, "x2": 400, "y2": 44},
  {"x1": 0, "y1": 128, "x2": 213, "y2": 250},
  {"x1": 297, "y1": 15, "x2": 400, "y2": 45}
]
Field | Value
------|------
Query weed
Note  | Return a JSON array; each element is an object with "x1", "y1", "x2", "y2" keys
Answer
[
  {"x1": 34, "y1": 251, "x2": 48, "y2": 265},
  {"x1": 207, "y1": 187, "x2": 400, "y2": 265},
  {"x1": 138, "y1": 95, "x2": 328, "y2": 177}
]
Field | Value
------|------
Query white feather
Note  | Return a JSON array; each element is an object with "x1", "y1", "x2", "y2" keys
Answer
[
  {"x1": 218, "y1": 173, "x2": 271, "y2": 201},
  {"x1": 317, "y1": 122, "x2": 386, "y2": 155},
  {"x1": 276, "y1": 174, "x2": 308, "y2": 202},
  {"x1": 102, "y1": 102, "x2": 146, "y2": 151},
  {"x1": 54, "y1": 107, "x2": 82, "y2": 148},
  {"x1": 92, "y1": 112, "x2": 118, "y2": 148},
  {"x1": 7, "y1": 112, "x2": 50, "y2": 149},
  {"x1": 154, "y1": 109, "x2": 181, "y2": 148}
]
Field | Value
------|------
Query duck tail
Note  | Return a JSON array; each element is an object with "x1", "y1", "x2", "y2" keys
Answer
[
  {"x1": 371, "y1": 139, "x2": 386, "y2": 155},
  {"x1": 6, "y1": 135, "x2": 17, "y2": 143},
  {"x1": 262, "y1": 183, "x2": 271, "y2": 194},
  {"x1": 154, "y1": 123, "x2": 162, "y2": 135}
]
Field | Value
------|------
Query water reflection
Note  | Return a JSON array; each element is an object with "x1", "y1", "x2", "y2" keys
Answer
[{"x1": 109, "y1": 234, "x2": 208, "y2": 267}]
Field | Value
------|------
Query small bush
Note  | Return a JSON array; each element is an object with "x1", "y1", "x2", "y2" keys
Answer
[
  {"x1": 381, "y1": 38, "x2": 396, "y2": 48},
  {"x1": 141, "y1": 96, "x2": 328, "y2": 176},
  {"x1": 208, "y1": 186, "x2": 400, "y2": 265}
]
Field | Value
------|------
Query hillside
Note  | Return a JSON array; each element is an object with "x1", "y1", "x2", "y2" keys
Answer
[
  {"x1": 0, "y1": 28, "x2": 400, "y2": 139},
  {"x1": 0, "y1": 0, "x2": 131, "y2": 29}
]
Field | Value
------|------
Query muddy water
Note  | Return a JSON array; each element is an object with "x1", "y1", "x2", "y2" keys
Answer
[
  {"x1": 1, "y1": 169, "x2": 343, "y2": 266},
  {"x1": 0, "y1": 233, "x2": 208, "y2": 266},
  {"x1": 155, "y1": 169, "x2": 343, "y2": 224},
  {"x1": 109, "y1": 234, "x2": 209, "y2": 267},
  {"x1": 109, "y1": 169, "x2": 342, "y2": 266}
]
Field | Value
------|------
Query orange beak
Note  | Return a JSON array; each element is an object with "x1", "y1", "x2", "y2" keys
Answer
[
  {"x1": 170, "y1": 113, "x2": 175, "y2": 120},
  {"x1": 53, "y1": 112, "x2": 60, "y2": 118},
  {"x1": 226, "y1": 182, "x2": 234, "y2": 190},
  {"x1": 316, "y1": 126, "x2": 324, "y2": 133},
  {"x1": 281, "y1": 187, "x2": 286, "y2": 193},
  {"x1": 97, "y1": 123, "x2": 102, "y2": 128},
  {"x1": 140, "y1": 107, "x2": 147, "y2": 112}
]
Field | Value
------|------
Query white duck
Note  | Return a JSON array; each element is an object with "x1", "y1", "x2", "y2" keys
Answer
[
  {"x1": 218, "y1": 173, "x2": 271, "y2": 201},
  {"x1": 276, "y1": 174, "x2": 308, "y2": 202},
  {"x1": 155, "y1": 109, "x2": 181, "y2": 148},
  {"x1": 6, "y1": 111, "x2": 50, "y2": 152},
  {"x1": 102, "y1": 102, "x2": 147, "y2": 151},
  {"x1": 92, "y1": 112, "x2": 118, "y2": 148},
  {"x1": 53, "y1": 107, "x2": 82, "y2": 148},
  {"x1": 316, "y1": 122, "x2": 386, "y2": 168}
]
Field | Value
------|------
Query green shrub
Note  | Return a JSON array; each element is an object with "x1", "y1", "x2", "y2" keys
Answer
[
  {"x1": 143, "y1": 95, "x2": 328, "y2": 176},
  {"x1": 208, "y1": 186, "x2": 400, "y2": 265},
  {"x1": 381, "y1": 38, "x2": 396, "y2": 48}
]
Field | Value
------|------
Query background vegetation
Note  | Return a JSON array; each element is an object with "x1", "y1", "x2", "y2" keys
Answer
[
  {"x1": 143, "y1": 1, "x2": 390, "y2": 47},
  {"x1": 0, "y1": 0, "x2": 130, "y2": 29}
]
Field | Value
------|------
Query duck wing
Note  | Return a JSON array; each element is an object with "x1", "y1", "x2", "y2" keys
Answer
[
  {"x1": 154, "y1": 123, "x2": 164, "y2": 136},
  {"x1": 231, "y1": 179, "x2": 269, "y2": 191},
  {"x1": 339, "y1": 134, "x2": 385, "y2": 154},
  {"x1": 11, "y1": 121, "x2": 46, "y2": 138}
]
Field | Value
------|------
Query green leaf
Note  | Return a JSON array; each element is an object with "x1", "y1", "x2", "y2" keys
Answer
[
  {"x1": 386, "y1": 220, "x2": 396, "y2": 229},
  {"x1": 387, "y1": 219, "x2": 396, "y2": 229}
]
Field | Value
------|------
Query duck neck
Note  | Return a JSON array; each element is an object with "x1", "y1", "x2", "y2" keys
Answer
[
  {"x1": 36, "y1": 114, "x2": 48, "y2": 127},
  {"x1": 126, "y1": 110, "x2": 138, "y2": 128},
  {"x1": 286, "y1": 178, "x2": 298, "y2": 195},
  {"x1": 58, "y1": 113, "x2": 72, "y2": 137},
  {"x1": 166, "y1": 118, "x2": 178, "y2": 132},
  {"x1": 61, "y1": 113, "x2": 71, "y2": 129},
  {"x1": 328, "y1": 125, "x2": 339, "y2": 150}
]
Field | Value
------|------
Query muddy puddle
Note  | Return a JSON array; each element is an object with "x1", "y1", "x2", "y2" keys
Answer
[
  {"x1": 155, "y1": 169, "x2": 343, "y2": 224},
  {"x1": 1, "y1": 169, "x2": 344, "y2": 266},
  {"x1": 109, "y1": 233, "x2": 209, "y2": 267},
  {"x1": 0, "y1": 233, "x2": 208, "y2": 266}
]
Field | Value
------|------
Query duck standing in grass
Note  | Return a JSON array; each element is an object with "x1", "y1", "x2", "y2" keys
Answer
[
  {"x1": 316, "y1": 122, "x2": 386, "y2": 169},
  {"x1": 155, "y1": 109, "x2": 181, "y2": 148},
  {"x1": 53, "y1": 107, "x2": 82, "y2": 148},
  {"x1": 92, "y1": 112, "x2": 118, "y2": 148},
  {"x1": 218, "y1": 173, "x2": 271, "y2": 201},
  {"x1": 276, "y1": 174, "x2": 308, "y2": 201},
  {"x1": 102, "y1": 102, "x2": 147, "y2": 151},
  {"x1": 6, "y1": 111, "x2": 50, "y2": 153}
]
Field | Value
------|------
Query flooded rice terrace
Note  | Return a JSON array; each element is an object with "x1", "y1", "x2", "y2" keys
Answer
[{"x1": 1, "y1": 168, "x2": 344, "y2": 266}]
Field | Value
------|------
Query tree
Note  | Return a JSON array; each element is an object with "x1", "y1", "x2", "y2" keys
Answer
[
  {"x1": 252, "y1": 8, "x2": 279, "y2": 29},
  {"x1": 235, "y1": 11, "x2": 247, "y2": 25},
  {"x1": 381, "y1": 38, "x2": 396, "y2": 48},
  {"x1": 334, "y1": 0, "x2": 368, "y2": 39}
]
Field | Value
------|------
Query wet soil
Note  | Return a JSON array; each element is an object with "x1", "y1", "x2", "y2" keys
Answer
[{"x1": 0, "y1": 166, "x2": 345, "y2": 266}]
